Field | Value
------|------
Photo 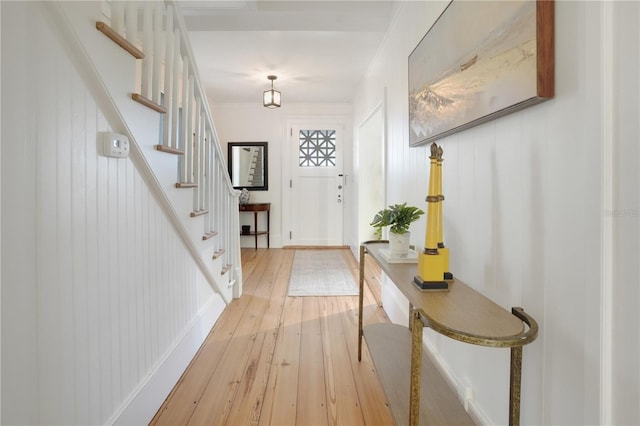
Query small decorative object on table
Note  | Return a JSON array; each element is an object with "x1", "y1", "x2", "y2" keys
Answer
[
  {"x1": 370, "y1": 203, "x2": 424, "y2": 259},
  {"x1": 241, "y1": 225, "x2": 251, "y2": 235},
  {"x1": 239, "y1": 188, "x2": 250, "y2": 205},
  {"x1": 415, "y1": 142, "x2": 453, "y2": 290}
]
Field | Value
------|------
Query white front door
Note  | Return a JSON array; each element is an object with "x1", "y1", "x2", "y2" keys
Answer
[{"x1": 286, "y1": 123, "x2": 344, "y2": 246}]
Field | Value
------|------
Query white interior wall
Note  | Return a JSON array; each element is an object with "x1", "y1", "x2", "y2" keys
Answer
[
  {"x1": 1, "y1": 2, "x2": 224, "y2": 424},
  {"x1": 1, "y1": 1, "x2": 637, "y2": 425},
  {"x1": 353, "y1": 1, "x2": 639, "y2": 424},
  {"x1": 0, "y1": 1, "x2": 3, "y2": 417},
  {"x1": 610, "y1": 2, "x2": 640, "y2": 423},
  {"x1": 209, "y1": 102, "x2": 355, "y2": 248}
]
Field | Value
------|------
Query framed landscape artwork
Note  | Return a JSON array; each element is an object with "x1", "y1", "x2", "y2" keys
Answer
[{"x1": 408, "y1": 0, "x2": 554, "y2": 147}]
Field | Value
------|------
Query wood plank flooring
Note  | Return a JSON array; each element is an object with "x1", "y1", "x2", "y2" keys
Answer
[{"x1": 150, "y1": 248, "x2": 394, "y2": 425}]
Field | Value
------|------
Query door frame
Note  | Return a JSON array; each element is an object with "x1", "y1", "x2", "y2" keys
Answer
[
  {"x1": 282, "y1": 115, "x2": 351, "y2": 247},
  {"x1": 357, "y1": 96, "x2": 387, "y2": 247}
]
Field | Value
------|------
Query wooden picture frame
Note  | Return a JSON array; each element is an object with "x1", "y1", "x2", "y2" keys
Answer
[
  {"x1": 227, "y1": 141, "x2": 269, "y2": 191},
  {"x1": 408, "y1": 0, "x2": 554, "y2": 147}
]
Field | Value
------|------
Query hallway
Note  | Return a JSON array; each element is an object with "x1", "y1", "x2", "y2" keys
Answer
[{"x1": 150, "y1": 248, "x2": 394, "y2": 425}]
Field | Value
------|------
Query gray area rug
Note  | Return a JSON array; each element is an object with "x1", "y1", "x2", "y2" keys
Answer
[{"x1": 288, "y1": 250, "x2": 359, "y2": 296}]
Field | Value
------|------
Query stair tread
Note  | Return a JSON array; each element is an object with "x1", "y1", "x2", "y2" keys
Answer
[
  {"x1": 96, "y1": 21, "x2": 144, "y2": 59},
  {"x1": 155, "y1": 145, "x2": 184, "y2": 155},
  {"x1": 132, "y1": 93, "x2": 167, "y2": 113},
  {"x1": 202, "y1": 231, "x2": 218, "y2": 240},
  {"x1": 176, "y1": 182, "x2": 198, "y2": 188}
]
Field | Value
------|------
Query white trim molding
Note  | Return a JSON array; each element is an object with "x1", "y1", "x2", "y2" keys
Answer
[
  {"x1": 599, "y1": 1, "x2": 614, "y2": 423},
  {"x1": 111, "y1": 294, "x2": 226, "y2": 425}
]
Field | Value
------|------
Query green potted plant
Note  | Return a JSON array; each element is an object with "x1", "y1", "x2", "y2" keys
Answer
[{"x1": 370, "y1": 203, "x2": 424, "y2": 255}]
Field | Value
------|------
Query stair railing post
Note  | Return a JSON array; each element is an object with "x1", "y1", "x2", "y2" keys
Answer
[
  {"x1": 212, "y1": 136, "x2": 220, "y2": 235},
  {"x1": 205, "y1": 135, "x2": 210, "y2": 216},
  {"x1": 205, "y1": 131, "x2": 212, "y2": 233},
  {"x1": 111, "y1": 2, "x2": 124, "y2": 35},
  {"x1": 162, "y1": 6, "x2": 174, "y2": 148},
  {"x1": 194, "y1": 103, "x2": 207, "y2": 210},
  {"x1": 170, "y1": 29, "x2": 181, "y2": 150},
  {"x1": 151, "y1": 4, "x2": 163, "y2": 104},
  {"x1": 185, "y1": 73, "x2": 194, "y2": 185},
  {"x1": 125, "y1": 2, "x2": 137, "y2": 43},
  {"x1": 164, "y1": 0, "x2": 242, "y2": 296},
  {"x1": 141, "y1": 2, "x2": 153, "y2": 100},
  {"x1": 233, "y1": 196, "x2": 242, "y2": 297},
  {"x1": 223, "y1": 187, "x2": 230, "y2": 264},
  {"x1": 193, "y1": 102, "x2": 202, "y2": 209},
  {"x1": 217, "y1": 166, "x2": 223, "y2": 239},
  {"x1": 178, "y1": 60, "x2": 189, "y2": 182}
]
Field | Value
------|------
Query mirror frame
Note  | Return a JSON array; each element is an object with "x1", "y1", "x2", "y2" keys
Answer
[{"x1": 227, "y1": 141, "x2": 268, "y2": 191}]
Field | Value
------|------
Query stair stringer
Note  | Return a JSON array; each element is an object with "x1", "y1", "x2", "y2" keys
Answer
[{"x1": 49, "y1": 1, "x2": 239, "y2": 304}]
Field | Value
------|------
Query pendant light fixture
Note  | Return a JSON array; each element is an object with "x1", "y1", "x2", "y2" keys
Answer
[{"x1": 263, "y1": 75, "x2": 281, "y2": 108}]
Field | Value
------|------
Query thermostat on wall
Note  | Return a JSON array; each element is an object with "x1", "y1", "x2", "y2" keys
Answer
[{"x1": 102, "y1": 132, "x2": 130, "y2": 158}]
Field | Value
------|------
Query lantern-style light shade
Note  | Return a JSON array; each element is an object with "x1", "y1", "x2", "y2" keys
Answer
[{"x1": 263, "y1": 75, "x2": 281, "y2": 108}]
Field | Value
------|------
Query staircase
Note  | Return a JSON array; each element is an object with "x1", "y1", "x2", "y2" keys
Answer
[
  {"x1": 54, "y1": 0, "x2": 243, "y2": 303},
  {"x1": 0, "y1": 2, "x2": 246, "y2": 424},
  {"x1": 248, "y1": 147, "x2": 265, "y2": 186}
]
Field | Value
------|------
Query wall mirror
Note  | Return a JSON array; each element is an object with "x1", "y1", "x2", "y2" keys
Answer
[{"x1": 227, "y1": 142, "x2": 268, "y2": 191}]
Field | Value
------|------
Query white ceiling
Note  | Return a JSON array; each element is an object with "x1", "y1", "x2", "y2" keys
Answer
[{"x1": 179, "y1": 1, "x2": 397, "y2": 105}]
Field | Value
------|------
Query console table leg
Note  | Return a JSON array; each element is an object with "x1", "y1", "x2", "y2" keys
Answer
[
  {"x1": 253, "y1": 211, "x2": 258, "y2": 250},
  {"x1": 358, "y1": 245, "x2": 365, "y2": 362},
  {"x1": 410, "y1": 309, "x2": 423, "y2": 426},
  {"x1": 509, "y1": 345, "x2": 523, "y2": 426},
  {"x1": 409, "y1": 302, "x2": 414, "y2": 331}
]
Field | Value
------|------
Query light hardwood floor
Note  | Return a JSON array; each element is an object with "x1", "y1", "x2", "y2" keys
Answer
[{"x1": 150, "y1": 248, "x2": 394, "y2": 425}]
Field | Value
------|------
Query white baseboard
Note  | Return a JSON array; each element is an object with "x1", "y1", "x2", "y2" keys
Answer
[
  {"x1": 421, "y1": 341, "x2": 491, "y2": 425},
  {"x1": 111, "y1": 294, "x2": 226, "y2": 426},
  {"x1": 380, "y1": 274, "x2": 410, "y2": 326}
]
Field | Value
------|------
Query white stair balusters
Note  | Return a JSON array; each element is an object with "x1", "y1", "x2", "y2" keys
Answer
[{"x1": 101, "y1": 0, "x2": 242, "y2": 295}]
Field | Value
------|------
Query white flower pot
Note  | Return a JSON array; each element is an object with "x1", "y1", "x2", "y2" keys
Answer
[{"x1": 388, "y1": 231, "x2": 410, "y2": 256}]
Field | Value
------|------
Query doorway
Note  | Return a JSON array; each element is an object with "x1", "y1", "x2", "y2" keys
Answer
[
  {"x1": 358, "y1": 101, "x2": 386, "y2": 244},
  {"x1": 284, "y1": 121, "x2": 345, "y2": 246}
]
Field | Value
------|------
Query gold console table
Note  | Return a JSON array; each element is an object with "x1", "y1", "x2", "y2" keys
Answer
[{"x1": 358, "y1": 241, "x2": 538, "y2": 426}]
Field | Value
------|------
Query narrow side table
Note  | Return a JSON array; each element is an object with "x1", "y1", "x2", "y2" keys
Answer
[
  {"x1": 239, "y1": 203, "x2": 270, "y2": 249},
  {"x1": 358, "y1": 241, "x2": 538, "y2": 426}
]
